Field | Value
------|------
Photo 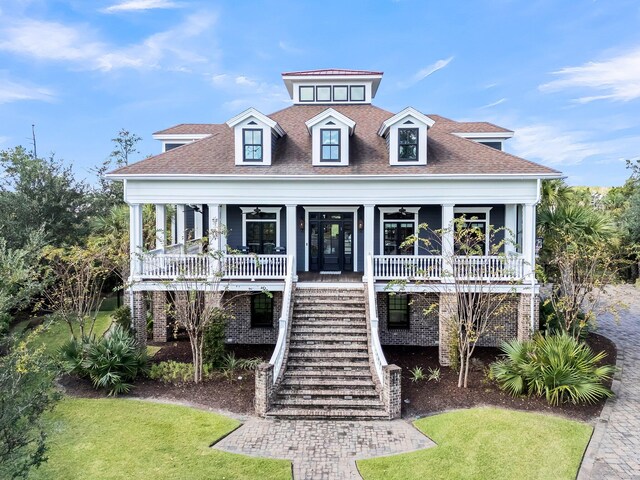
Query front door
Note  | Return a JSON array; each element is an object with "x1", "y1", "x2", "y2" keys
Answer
[{"x1": 309, "y1": 213, "x2": 353, "y2": 272}]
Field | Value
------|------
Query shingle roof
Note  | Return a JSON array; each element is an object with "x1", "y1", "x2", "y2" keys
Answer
[
  {"x1": 110, "y1": 105, "x2": 560, "y2": 177},
  {"x1": 153, "y1": 124, "x2": 220, "y2": 135},
  {"x1": 282, "y1": 69, "x2": 383, "y2": 76}
]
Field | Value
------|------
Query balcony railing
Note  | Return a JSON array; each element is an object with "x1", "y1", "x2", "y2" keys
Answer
[
  {"x1": 138, "y1": 253, "x2": 288, "y2": 280},
  {"x1": 372, "y1": 254, "x2": 526, "y2": 281}
]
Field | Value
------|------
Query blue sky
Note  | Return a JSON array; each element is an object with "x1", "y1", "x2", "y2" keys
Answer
[{"x1": 0, "y1": 0, "x2": 639, "y2": 186}]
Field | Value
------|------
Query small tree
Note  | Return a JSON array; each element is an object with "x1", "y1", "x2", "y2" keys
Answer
[
  {"x1": 0, "y1": 328, "x2": 61, "y2": 479},
  {"x1": 41, "y1": 244, "x2": 113, "y2": 339},
  {"x1": 392, "y1": 218, "x2": 520, "y2": 388}
]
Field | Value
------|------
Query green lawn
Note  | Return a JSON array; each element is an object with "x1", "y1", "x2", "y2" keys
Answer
[
  {"x1": 358, "y1": 408, "x2": 592, "y2": 480},
  {"x1": 30, "y1": 398, "x2": 291, "y2": 480}
]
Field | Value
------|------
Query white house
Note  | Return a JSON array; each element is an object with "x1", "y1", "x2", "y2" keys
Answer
[{"x1": 107, "y1": 69, "x2": 561, "y2": 419}]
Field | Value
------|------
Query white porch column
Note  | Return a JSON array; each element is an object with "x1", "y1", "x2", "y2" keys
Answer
[
  {"x1": 207, "y1": 204, "x2": 221, "y2": 276},
  {"x1": 286, "y1": 205, "x2": 297, "y2": 279},
  {"x1": 176, "y1": 204, "x2": 186, "y2": 247},
  {"x1": 364, "y1": 204, "x2": 375, "y2": 279},
  {"x1": 170, "y1": 210, "x2": 176, "y2": 245},
  {"x1": 219, "y1": 205, "x2": 227, "y2": 252},
  {"x1": 155, "y1": 204, "x2": 166, "y2": 251},
  {"x1": 504, "y1": 204, "x2": 517, "y2": 254},
  {"x1": 522, "y1": 203, "x2": 535, "y2": 278},
  {"x1": 129, "y1": 204, "x2": 143, "y2": 279},
  {"x1": 441, "y1": 204, "x2": 455, "y2": 257},
  {"x1": 194, "y1": 205, "x2": 204, "y2": 239}
]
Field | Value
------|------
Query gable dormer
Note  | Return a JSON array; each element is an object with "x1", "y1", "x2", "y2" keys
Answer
[
  {"x1": 226, "y1": 108, "x2": 285, "y2": 166},
  {"x1": 378, "y1": 107, "x2": 435, "y2": 166},
  {"x1": 282, "y1": 69, "x2": 383, "y2": 105},
  {"x1": 452, "y1": 131, "x2": 514, "y2": 151},
  {"x1": 305, "y1": 108, "x2": 356, "y2": 166}
]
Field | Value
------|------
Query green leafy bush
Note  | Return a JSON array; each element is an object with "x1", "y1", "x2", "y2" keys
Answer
[
  {"x1": 148, "y1": 360, "x2": 212, "y2": 384},
  {"x1": 59, "y1": 326, "x2": 148, "y2": 396},
  {"x1": 490, "y1": 334, "x2": 615, "y2": 406},
  {"x1": 203, "y1": 310, "x2": 228, "y2": 367},
  {"x1": 112, "y1": 305, "x2": 131, "y2": 331},
  {"x1": 410, "y1": 366, "x2": 425, "y2": 382},
  {"x1": 219, "y1": 352, "x2": 262, "y2": 379}
]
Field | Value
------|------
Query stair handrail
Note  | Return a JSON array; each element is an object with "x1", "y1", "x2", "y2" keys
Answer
[
  {"x1": 269, "y1": 254, "x2": 295, "y2": 383},
  {"x1": 367, "y1": 254, "x2": 388, "y2": 386}
]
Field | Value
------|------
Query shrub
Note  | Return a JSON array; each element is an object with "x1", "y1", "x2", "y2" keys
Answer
[
  {"x1": 148, "y1": 360, "x2": 213, "y2": 384},
  {"x1": 490, "y1": 334, "x2": 615, "y2": 406},
  {"x1": 219, "y1": 352, "x2": 262, "y2": 379},
  {"x1": 59, "y1": 326, "x2": 148, "y2": 396},
  {"x1": 203, "y1": 312, "x2": 227, "y2": 367},
  {"x1": 427, "y1": 367, "x2": 441, "y2": 383},
  {"x1": 410, "y1": 366, "x2": 425, "y2": 382},
  {"x1": 112, "y1": 305, "x2": 131, "y2": 331}
]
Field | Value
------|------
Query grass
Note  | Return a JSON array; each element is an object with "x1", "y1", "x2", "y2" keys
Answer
[
  {"x1": 358, "y1": 408, "x2": 592, "y2": 480},
  {"x1": 30, "y1": 398, "x2": 291, "y2": 480}
]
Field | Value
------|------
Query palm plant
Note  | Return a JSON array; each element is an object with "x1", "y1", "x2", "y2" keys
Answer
[{"x1": 491, "y1": 334, "x2": 614, "y2": 406}]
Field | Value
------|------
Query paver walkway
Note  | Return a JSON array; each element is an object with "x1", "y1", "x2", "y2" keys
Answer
[
  {"x1": 580, "y1": 285, "x2": 640, "y2": 479},
  {"x1": 213, "y1": 418, "x2": 435, "y2": 479}
]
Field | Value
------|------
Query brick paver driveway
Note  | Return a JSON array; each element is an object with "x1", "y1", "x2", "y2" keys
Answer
[
  {"x1": 580, "y1": 285, "x2": 640, "y2": 479},
  {"x1": 213, "y1": 418, "x2": 435, "y2": 479}
]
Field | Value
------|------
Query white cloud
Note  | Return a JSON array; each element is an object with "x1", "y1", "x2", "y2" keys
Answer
[
  {"x1": 278, "y1": 41, "x2": 303, "y2": 54},
  {"x1": 399, "y1": 57, "x2": 453, "y2": 88},
  {"x1": 0, "y1": 13, "x2": 217, "y2": 72},
  {"x1": 211, "y1": 73, "x2": 290, "y2": 112},
  {"x1": 479, "y1": 98, "x2": 507, "y2": 109},
  {"x1": 102, "y1": 0, "x2": 182, "y2": 13},
  {"x1": 540, "y1": 47, "x2": 640, "y2": 103},
  {"x1": 510, "y1": 124, "x2": 603, "y2": 166},
  {"x1": 235, "y1": 76, "x2": 257, "y2": 87},
  {"x1": 0, "y1": 75, "x2": 55, "y2": 104}
]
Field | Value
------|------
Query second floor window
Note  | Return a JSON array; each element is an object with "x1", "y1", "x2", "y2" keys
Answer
[
  {"x1": 398, "y1": 128, "x2": 418, "y2": 161},
  {"x1": 321, "y1": 129, "x2": 340, "y2": 161},
  {"x1": 243, "y1": 129, "x2": 263, "y2": 161}
]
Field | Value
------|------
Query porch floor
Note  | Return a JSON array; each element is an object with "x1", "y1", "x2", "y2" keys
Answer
[{"x1": 296, "y1": 271, "x2": 363, "y2": 282}]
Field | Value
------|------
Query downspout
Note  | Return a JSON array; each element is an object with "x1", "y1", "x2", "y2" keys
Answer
[{"x1": 531, "y1": 178, "x2": 541, "y2": 333}]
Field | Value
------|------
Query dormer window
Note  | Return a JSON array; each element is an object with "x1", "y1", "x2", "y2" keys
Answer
[
  {"x1": 299, "y1": 86, "x2": 314, "y2": 102},
  {"x1": 316, "y1": 86, "x2": 331, "y2": 102},
  {"x1": 226, "y1": 108, "x2": 285, "y2": 166},
  {"x1": 398, "y1": 128, "x2": 418, "y2": 161},
  {"x1": 350, "y1": 85, "x2": 365, "y2": 102},
  {"x1": 305, "y1": 108, "x2": 355, "y2": 167},
  {"x1": 333, "y1": 86, "x2": 348, "y2": 101},
  {"x1": 320, "y1": 129, "x2": 341, "y2": 161},
  {"x1": 282, "y1": 69, "x2": 383, "y2": 105},
  {"x1": 378, "y1": 107, "x2": 435, "y2": 166},
  {"x1": 243, "y1": 129, "x2": 263, "y2": 161}
]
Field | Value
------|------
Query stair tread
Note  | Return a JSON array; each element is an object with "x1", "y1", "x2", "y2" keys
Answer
[
  {"x1": 283, "y1": 368, "x2": 372, "y2": 377},
  {"x1": 277, "y1": 388, "x2": 379, "y2": 397},
  {"x1": 273, "y1": 398, "x2": 384, "y2": 407},
  {"x1": 287, "y1": 351, "x2": 369, "y2": 358},
  {"x1": 266, "y1": 408, "x2": 388, "y2": 419},
  {"x1": 282, "y1": 378, "x2": 375, "y2": 386},
  {"x1": 289, "y1": 343, "x2": 368, "y2": 351}
]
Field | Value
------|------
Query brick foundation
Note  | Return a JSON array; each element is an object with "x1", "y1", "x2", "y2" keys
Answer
[
  {"x1": 152, "y1": 291, "x2": 167, "y2": 342},
  {"x1": 377, "y1": 293, "x2": 439, "y2": 346},
  {"x1": 517, "y1": 292, "x2": 539, "y2": 341},
  {"x1": 255, "y1": 362, "x2": 274, "y2": 416},
  {"x1": 224, "y1": 292, "x2": 282, "y2": 344},
  {"x1": 383, "y1": 364, "x2": 402, "y2": 419},
  {"x1": 438, "y1": 292, "x2": 457, "y2": 366},
  {"x1": 132, "y1": 291, "x2": 147, "y2": 348}
]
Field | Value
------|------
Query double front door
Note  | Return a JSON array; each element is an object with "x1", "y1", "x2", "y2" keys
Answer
[{"x1": 309, "y1": 212, "x2": 353, "y2": 272}]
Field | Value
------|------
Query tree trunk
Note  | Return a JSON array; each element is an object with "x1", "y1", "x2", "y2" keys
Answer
[
  {"x1": 457, "y1": 347, "x2": 465, "y2": 388},
  {"x1": 463, "y1": 351, "x2": 471, "y2": 388}
]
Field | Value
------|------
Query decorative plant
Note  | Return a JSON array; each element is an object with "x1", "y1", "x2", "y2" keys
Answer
[
  {"x1": 409, "y1": 366, "x2": 425, "y2": 383},
  {"x1": 427, "y1": 367, "x2": 441, "y2": 383}
]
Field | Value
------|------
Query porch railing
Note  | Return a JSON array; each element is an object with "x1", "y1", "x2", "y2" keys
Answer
[
  {"x1": 366, "y1": 255, "x2": 388, "y2": 386},
  {"x1": 269, "y1": 255, "x2": 295, "y2": 383},
  {"x1": 372, "y1": 254, "x2": 525, "y2": 281},
  {"x1": 138, "y1": 252, "x2": 288, "y2": 280}
]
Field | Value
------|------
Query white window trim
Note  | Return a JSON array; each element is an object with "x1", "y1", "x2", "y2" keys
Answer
[
  {"x1": 240, "y1": 207, "x2": 282, "y2": 250},
  {"x1": 378, "y1": 207, "x2": 420, "y2": 256},
  {"x1": 303, "y1": 206, "x2": 359, "y2": 272},
  {"x1": 453, "y1": 207, "x2": 492, "y2": 256}
]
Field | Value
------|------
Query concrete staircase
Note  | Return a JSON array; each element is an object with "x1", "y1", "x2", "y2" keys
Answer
[{"x1": 266, "y1": 286, "x2": 388, "y2": 419}]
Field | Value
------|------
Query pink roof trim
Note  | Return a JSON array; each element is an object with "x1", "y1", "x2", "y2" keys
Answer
[{"x1": 282, "y1": 68, "x2": 383, "y2": 76}]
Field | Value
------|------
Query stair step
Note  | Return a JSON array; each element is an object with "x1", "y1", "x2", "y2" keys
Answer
[
  {"x1": 282, "y1": 377, "x2": 376, "y2": 387},
  {"x1": 289, "y1": 343, "x2": 368, "y2": 351},
  {"x1": 293, "y1": 312, "x2": 366, "y2": 319},
  {"x1": 286, "y1": 359, "x2": 369, "y2": 368},
  {"x1": 294, "y1": 299, "x2": 365, "y2": 306},
  {"x1": 287, "y1": 350, "x2": 369, "y2": 359},
  {"x1": 290, "y1": 334, "x2": 367, "y2": 342},
  {"x1": 272, "y1": 397, "x2": 385, "y2": 408},
  {"x1": 292, "y1": 326, "x2": 366, "y2": 334},
  {"x1": 266, "y1": 407, "x2": 388, "y2": 420},
  {"x1": 277, "y1": 388, "x2": 379, "y2": 398},
  {"x1": 283, "y1": 368, "x2": 372, "y2": 378},
  {"x1": 294, "y1": 293, "x2": 363, "y2": 299}
]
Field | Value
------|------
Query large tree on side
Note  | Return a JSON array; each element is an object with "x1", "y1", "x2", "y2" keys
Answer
[{"x1": 0, "y1": 147, "x2": 90, "y2": 249}]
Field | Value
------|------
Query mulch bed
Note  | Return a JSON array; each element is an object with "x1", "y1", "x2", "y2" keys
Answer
[
  {"x1": 60, "y1": 333, "x2": 616, "y2": 421},
  {"x1": 385, "y1": 332, "x2": 616, "y2": 422},
  {"x1": 58, "y1": 342, "x2": 273, "y2": 416}
]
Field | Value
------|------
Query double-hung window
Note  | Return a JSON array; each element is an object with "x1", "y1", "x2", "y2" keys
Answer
[
  {"x1": 398, "y1": 128, "x2": 418, "y2": 161},
  {"x1": 388, "y1": 294, "x2": 410, "y2": 329},
  {"x1": 381, "y1": 209, "x2": 418, "y2": 255},
  {"x1": 251, "y1": 293, "x2": 273, "y2": 328},
  {"x1": 320, "y1": 129, "x2": 340, "y2": 162},
  {"x1": 454, "y1": 208, "x2": 491, "y2": 256},
  {"x1": 243, "y1": 129, "x2": 263, "y2": 162},
  {"x1": 245, "y1": 210, "x2": 277, "y2": 254}
]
